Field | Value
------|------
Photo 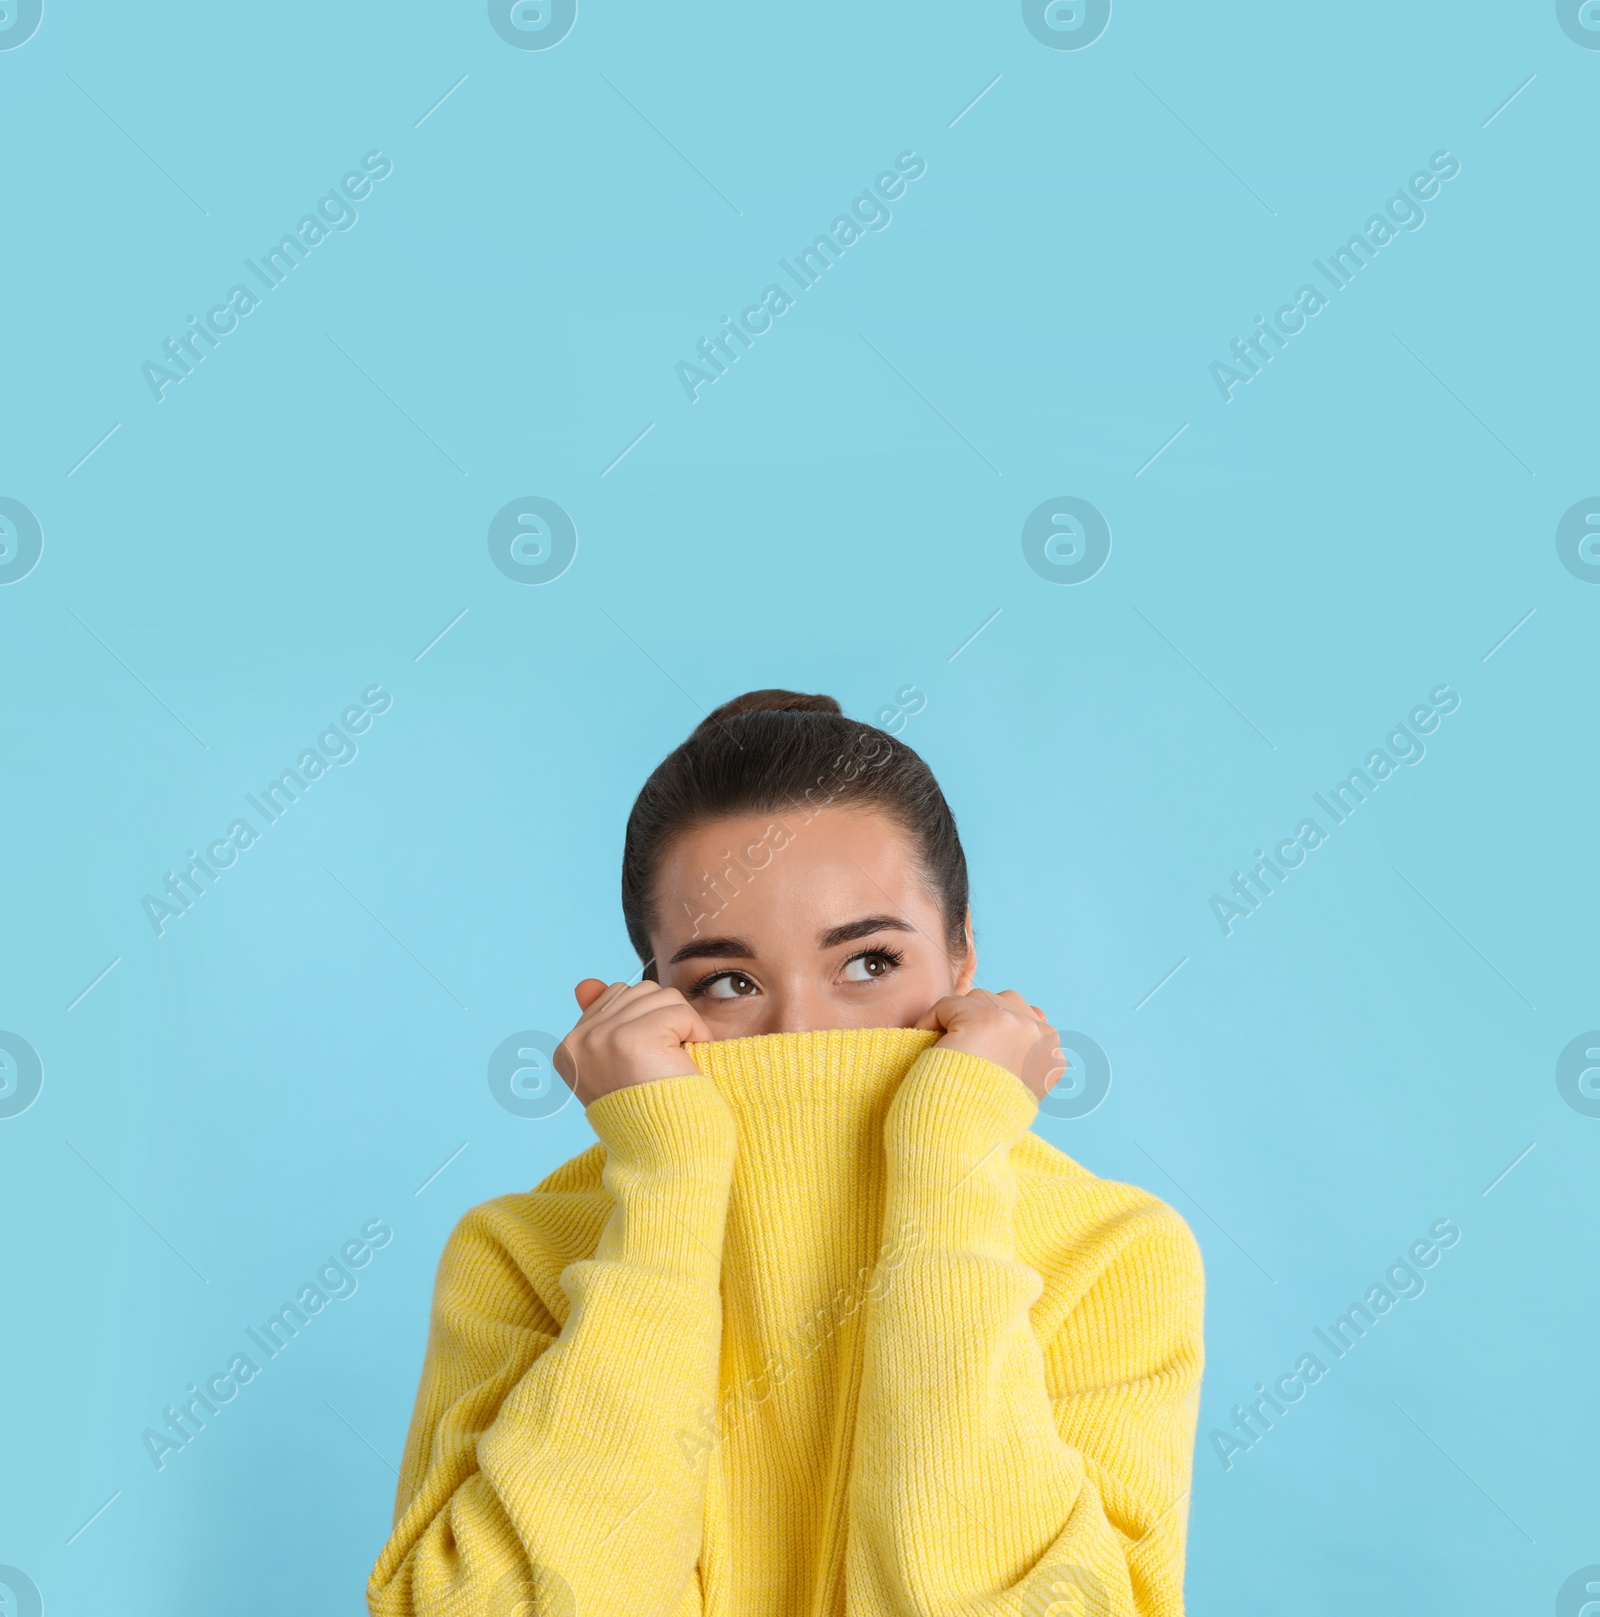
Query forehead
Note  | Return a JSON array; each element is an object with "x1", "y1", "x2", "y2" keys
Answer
[{"x1": 653, "y1": 807, "x2": 938, "y2": 937}]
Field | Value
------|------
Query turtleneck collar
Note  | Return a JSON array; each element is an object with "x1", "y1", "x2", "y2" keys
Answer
[
  {"x1": 681, "y1": 1026, "x2": 941, "y2": 1358},
  {"x1": 685, "y1": 1026, "x2": 940, "y2": 1146},
  {"x1": 685, "y1": 1028, "x2": 939, "y2": 1236},
  {"x1": 667, "y1": 1026, "x2": 991, "y2": 1599}
]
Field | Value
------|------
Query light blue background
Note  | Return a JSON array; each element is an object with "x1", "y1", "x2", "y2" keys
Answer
[{"x1": 2, "y1": 3, "x2": 1596, "y2": 1612}]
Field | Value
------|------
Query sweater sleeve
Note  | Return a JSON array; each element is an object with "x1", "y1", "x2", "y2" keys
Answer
[
  {"x1": 367, "y1": 1073, "x2": 735, "y2": 1617},
  {"x1": 845, "y1": 1046, "x2": 1205, "y2": 1616}
]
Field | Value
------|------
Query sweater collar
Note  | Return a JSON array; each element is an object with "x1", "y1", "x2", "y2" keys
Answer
[
  {"x1": 684, "y1": 1025, "x2": 940, "y2": 1153},
  {"x1": 682, "y1": 1027, "x2": 940, "y2": 1303}
]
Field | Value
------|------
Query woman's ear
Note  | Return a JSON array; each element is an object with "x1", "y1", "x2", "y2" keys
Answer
[{"x1": 953, "y1": 910, "x2": 977, "y2": 993}]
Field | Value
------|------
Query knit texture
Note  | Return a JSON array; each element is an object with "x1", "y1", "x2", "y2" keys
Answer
[{"x1": 367, "y1": 1027, "x2": 1204, "y2": 1616}]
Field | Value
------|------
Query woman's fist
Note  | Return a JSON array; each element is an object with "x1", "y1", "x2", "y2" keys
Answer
[
  {"x1": 916, "y1": 988, "x2": 1066, "y2": 1100},
  {"x1": 553, "y1": 978, "x2": 714, "y2": 1105}
]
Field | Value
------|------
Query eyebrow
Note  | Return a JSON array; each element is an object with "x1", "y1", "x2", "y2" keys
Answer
[{"x1": 666, "y1": 914, "x2": 915, "y2": 966}]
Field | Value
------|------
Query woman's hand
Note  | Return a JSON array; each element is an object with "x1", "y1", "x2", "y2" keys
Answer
[
  {"x1": 916, "y1": 988, "x2": 1066, "y2": 1101},
  {"x1": 553, "y1": 978, "x2": 715, "y2": 1105}
]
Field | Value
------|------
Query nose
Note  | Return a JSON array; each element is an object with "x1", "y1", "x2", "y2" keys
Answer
[{"x1": 750, "y1": 980, "x2": 836, "y2": 1037}]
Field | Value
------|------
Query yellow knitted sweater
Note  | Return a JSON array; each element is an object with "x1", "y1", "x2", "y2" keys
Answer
[{"x1": 367, "y1": 1027, "x2": 1204, "y2": 1616}]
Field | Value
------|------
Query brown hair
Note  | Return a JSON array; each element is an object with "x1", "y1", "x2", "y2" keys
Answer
[{"x1": 621, "y1": 689, "x2": 969, "y2": 974}]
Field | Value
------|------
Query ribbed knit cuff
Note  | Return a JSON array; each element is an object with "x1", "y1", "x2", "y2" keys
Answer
[
  {"x1": 882, "y1": 1045, "x2": 1038, "y2": 1250},
  {"x1": 887, "y1": 1044, "x2": 1038, "y2": 1150},
  {"x1": 584, "y1": 1072, "x2": 737, "y2": 1283}
]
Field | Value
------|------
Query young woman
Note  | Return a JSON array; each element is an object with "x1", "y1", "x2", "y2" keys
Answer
[{"x1": 367, "y1": 690, "x2": 1205, "y2": 1616}]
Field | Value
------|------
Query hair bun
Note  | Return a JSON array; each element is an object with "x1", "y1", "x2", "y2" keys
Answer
[{"x1": 693, "y1": 688, "x2": 842, "y2": 735}]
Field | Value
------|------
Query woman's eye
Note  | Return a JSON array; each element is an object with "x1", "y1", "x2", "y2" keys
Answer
[
  {"x1": 702, "y1": 971, "x2": 759, "y2": 999},
  {"x1": 840, "y1": 950, "x2": 899, "y2": 983}
]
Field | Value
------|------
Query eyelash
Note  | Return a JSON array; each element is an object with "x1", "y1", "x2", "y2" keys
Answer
[
  {"x1": 685, "y1": 946, "x2": 906, "y2": 999},
  {"x1": 854, "y1": 945, "x2": 905, "y2": 974}
]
